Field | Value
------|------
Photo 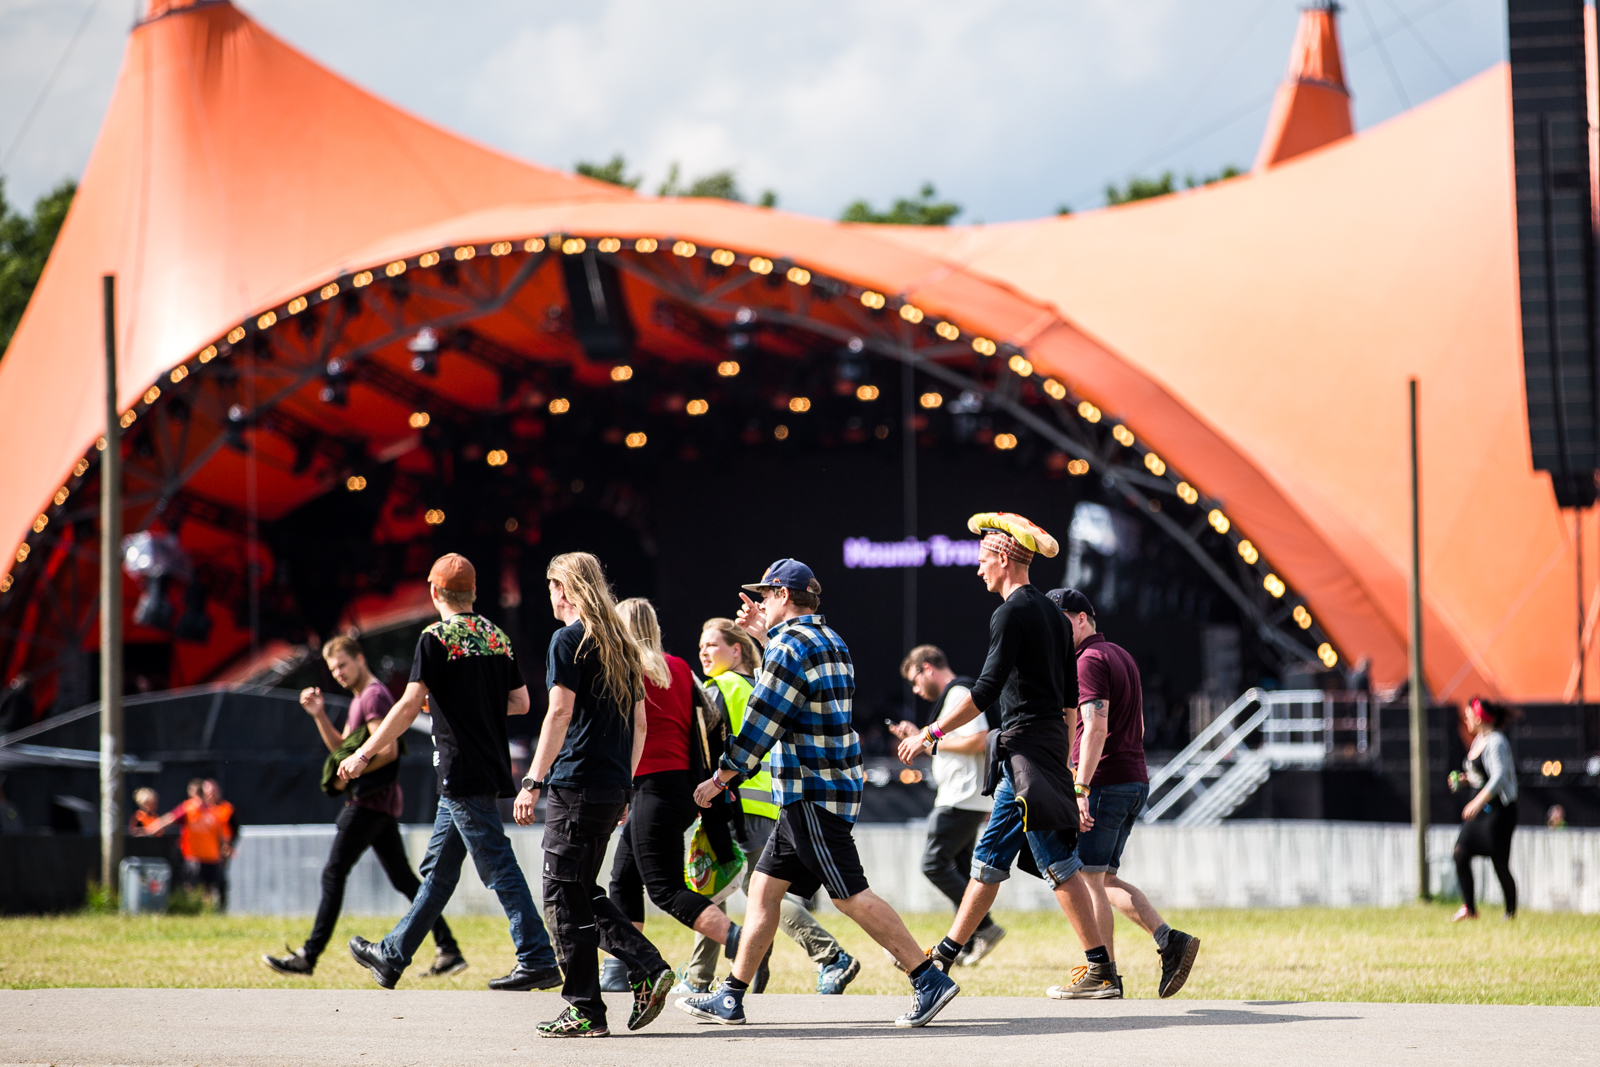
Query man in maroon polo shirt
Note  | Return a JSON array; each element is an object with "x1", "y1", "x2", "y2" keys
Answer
[{"x1": 1047, "y1": 588, "x2": 1200, "y2": 1001}]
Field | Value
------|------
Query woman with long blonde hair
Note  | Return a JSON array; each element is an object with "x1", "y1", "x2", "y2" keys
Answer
[{"x1": 601, "y1": 597, "x2": 744, "y2": 992}]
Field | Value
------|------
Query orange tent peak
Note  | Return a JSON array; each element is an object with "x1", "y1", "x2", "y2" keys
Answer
[{"x1": 1254, "y1": 2, "x2": 1355, "y2": 171}]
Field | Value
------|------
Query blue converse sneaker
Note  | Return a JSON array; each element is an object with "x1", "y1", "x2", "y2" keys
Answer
[
  {"x1": 675, "y1": 978, "x2": 747, "y2": 1025},
  {"x1": 816, "y1": 951, "x2": 861, "y2": 994},
  {"x1": 895, "y1": 965, "x2": 960, "y2": 1028}
]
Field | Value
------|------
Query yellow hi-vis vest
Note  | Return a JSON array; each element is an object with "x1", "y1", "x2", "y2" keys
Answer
[{"x1": 707, "y1": 671, "x2": 780, "y2": 820}]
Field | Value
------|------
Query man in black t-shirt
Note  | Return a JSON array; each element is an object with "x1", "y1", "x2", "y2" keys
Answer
[{"x1": 338, "y1": 553, "x2": 559, "y2": 992}]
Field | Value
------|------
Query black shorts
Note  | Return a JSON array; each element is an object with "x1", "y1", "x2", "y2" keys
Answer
[{"x1": 754, "y1": 801, "x2": 870, "y2": 900}]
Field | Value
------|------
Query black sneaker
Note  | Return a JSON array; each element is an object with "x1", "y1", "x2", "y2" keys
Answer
[
  {"x1": 957, "y1": 925, "x2": 1007, "y2": 966},
  {"x1": 423, "y1": 949, "x2": 468, "y2": 978},
  {"x1": 347, "y1": 936, "x2": 399, "y2": 989},
  {"x1": 536, "y1": 1006, "x2": 608, "y2": 1039},
  {"x1": 1158, "y1": 931, "x2": 1200, "y2": 999},
  {"x1": 262, "y1": 946, "x2": 314, "y2": 976},
  {"x1": 627, "y1": 966, "x2": 675, "y2": 1032},
  {"x1": 487, "y1": 963, "x2": 563, "y2": 991}
]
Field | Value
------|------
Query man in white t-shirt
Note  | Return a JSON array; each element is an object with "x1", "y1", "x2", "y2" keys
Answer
[{"x1": 891, "y1": 645, "x2": 1005, "y2": 965}]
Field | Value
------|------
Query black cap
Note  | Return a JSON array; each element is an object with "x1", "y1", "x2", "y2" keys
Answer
[{"x1": 1048, "y1": 587, "x2": 1095, "y2": 618}]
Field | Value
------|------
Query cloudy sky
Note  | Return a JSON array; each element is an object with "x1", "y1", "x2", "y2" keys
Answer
[{"x1": 1, "y1": 0, "x2": 1507, "y2": 222}]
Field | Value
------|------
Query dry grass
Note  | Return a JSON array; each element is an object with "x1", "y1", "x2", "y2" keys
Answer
[{"x1": 3, "y1": 905, "x2": 1596, "y2": 1005}]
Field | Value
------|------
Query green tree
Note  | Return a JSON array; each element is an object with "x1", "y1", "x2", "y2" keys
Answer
[
  {"x1": 1104, "y1": 164, "x2": 1242, "y2": 207},
  {"x1": 657, "y1": 162, "x2": 760, "y2": 202},
  {"x1": 840, "y1": 182, "x2": 961, "y2": 226},
  {"x1": 0, "y1": 177, "x2": 76, "y2": 358},
  {"x1": 575, "y1": 153, "x2": 641, "y2": 189}
]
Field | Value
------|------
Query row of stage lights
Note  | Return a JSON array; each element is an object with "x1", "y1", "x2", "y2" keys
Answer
[{"x1": 12, "y1": 232, "x2": 1339, "y2": 670}]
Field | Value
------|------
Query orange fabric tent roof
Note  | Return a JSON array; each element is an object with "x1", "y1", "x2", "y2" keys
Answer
[{"x1": 0, "y1": 0, "x2": 1582, "y2": 701}]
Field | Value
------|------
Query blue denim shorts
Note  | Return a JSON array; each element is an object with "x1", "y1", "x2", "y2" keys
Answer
[
  {"x1": 970, "y1": 765, "x2": 1082, "y2": 887},
  {"x1": 1073, "y1": 781, "x2": 1148, "y2": 874}
]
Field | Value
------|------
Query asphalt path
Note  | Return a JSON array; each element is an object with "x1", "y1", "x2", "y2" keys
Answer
[{"x1": 3, "y1": 989, "x2": 1595, "y2": 1067}]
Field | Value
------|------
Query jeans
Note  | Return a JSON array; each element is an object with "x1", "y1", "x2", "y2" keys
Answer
[
  {"x1": 608, "y1": 770, "x2": 717, "y2": 927},
  {"x1": 684, "y1": 811, "x2": 841, "y2": 989},
  {"x1": 923, "y1": 806, "x2": 997, "y2": 933},
  {"x1": 543, "y1": 785, "x2": 669, "y2": 1023},
  {"x1": 1072, "y1": 782, "x2": 1148, "y2": 875},
  {"x1": 378, "y1": 794, "x2": 555, "y2": 973},
  {"x1": 304, "y1": 804, "x2": 457, "y2": 963},
  {"x1": 971, "y1": 765, "x2": 1082, "y2": 886}
]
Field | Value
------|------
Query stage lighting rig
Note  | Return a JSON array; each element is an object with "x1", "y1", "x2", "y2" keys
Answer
[
  {"x1": 408, "y1": 326, "x2": 441, "y2": 375},
  {"x1": 319, "y1": 358, "x2": 350, "y2": 406},
  {"x1": 728, "y1": 306, "x2": 756, "y2": 353}
]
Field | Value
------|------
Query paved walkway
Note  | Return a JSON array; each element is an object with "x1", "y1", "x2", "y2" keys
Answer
[{"x1": 3, "y1": 989, "x2": 1595, "y2": 1067}]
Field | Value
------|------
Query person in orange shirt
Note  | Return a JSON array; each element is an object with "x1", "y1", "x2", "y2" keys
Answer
[
  {"x1": 150, "y1": 778, "x2": 238, "y2": 909},
  {"x1": 128, "y1": 788, "x2": 163, "y2": 836}
]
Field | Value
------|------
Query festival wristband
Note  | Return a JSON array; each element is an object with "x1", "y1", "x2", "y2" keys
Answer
[
  {"x1": 354, "y1": 751, "x2": 371, "y2": 764},
  {"x1": 929, "y1": 724, "x2": 944, "y2": 741},
  {"x1": 1074, "y1": 783, "x2": 1090, "y2": 797}
]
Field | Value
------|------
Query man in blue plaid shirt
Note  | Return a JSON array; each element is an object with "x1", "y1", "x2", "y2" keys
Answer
[{"x1": 678, "y1": 559, "x2": 960, "y2": 1029}]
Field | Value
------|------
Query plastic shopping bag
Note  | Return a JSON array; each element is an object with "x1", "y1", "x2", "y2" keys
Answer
[{"x1": 684, "y1": 818, "x2": 745, "y2": 902}]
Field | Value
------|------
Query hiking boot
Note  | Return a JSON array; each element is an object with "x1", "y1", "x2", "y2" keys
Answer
[
  {"x1": 816, "y1": 951, "x2": 861, "y2": 994},
  {"x1": 1047, "y1": 962, "x2": 1122, "y2": 1000},
  {"x1": 676, "y1": 978, "x2": 747, "y2": 1025},
  {"x1": 488, "y1": 964, "x2": 563, "y2": 991},
  {"x1": 1158, "y1": 930, "x2": 1200, "y2": 998},
  {"x1": 536, "y1": 1006, "x2": 608, "y2": 1039},
  {"x1": 347, "y1": 936, "x2": 399, "y2": 989},
  {"x1": 262, "y1": 946, "x2": 314, "y2": 976},
  {"x1": 957, "y1": 925, "x2": 1007, "y2": 966},
  {"x1": 599, "y1": 956, "x2": 629, "y2": 993},
  {"x1": 627, "y1": 966, "x2": 675, "y2": 1032},
  {"x1": 895, "y1": 964, "x2": 961, "y2": 1027},
  {"x1": 422, "y1": 949, "x2": 468, "y2": 978}
]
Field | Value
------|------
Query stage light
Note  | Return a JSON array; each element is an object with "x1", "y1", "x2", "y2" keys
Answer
[
  {"x1": 1175, "y1": 481, "x2": 1198, "y2": 505},
  {"x1": 257, "y1": 311, "x2": 277, "y2": 329},
  {"x1": 1542, "y1": 760, "x2": 1563, "y2": 777},
  {"x1": 31, "y1": 514, "x2": 48, "y2": 533},
  {"x1": 53, "y1": 486, "x2": 68, "y2": 506},
  {"x1": 141, "y1": 385, "x2": 160, "y2": 406},
  {"x1": 711, "y1": 249, "x2": 736, "y2": 267},
  {"x1": 1067, "y1": 458, "x2": 1090, "y2": 475},
  {"x1": 319, "y1": 358, "x2": 350, "y2": 405},
  {"x1": 856, "y1": 385, "x2": 879, "y2": 401},
  {"x1": 1111, "y1": 425, "x2": 1134, "y2": 447},
  {"x1": 491, "y1": 241, "x2": 513, "y2": 256},
  {"x1": 454, "y1": 246, "x2": 476, "y2": 261},
  {"x1": 169, "y1": 366, "x2": 188, "y2": 384},
  {"x1": 1008, "y1": 355, "x2": 1033, "y2": 377},
  {"x1": 774, "y1": 425, "x2": 790, "y2": 440},
  {"x1": 424, "y1": 509, "x2": 446, "y2": 525},
  {"x1": 199, "y1": 345, "x2": 218, "y2": 363},
  {"x1": 74, "y1": 458, "x2": 89, "y2": 476},
  {"x1": 899, "y1": 304, "x2": 924, "y2": 324},
  {"x1": 419, "y1": 251, "x2": 442, "y2": 267},
  {"x1": 505, "y1": 518, "x2": 519, "y2": 532},
  {"x1": 786, "y1": 266, "x2": 811, "y2": 285},
  {"x1": 920, "y1": 392, "x2": 943, "y2": 409},
  {"x1": 1263, "y1": 573, "x2": 1286, "y2": 598},
  {"x1": 1293, "y1": 605, "x2": 1312, "y2": 629},
  {"x1": 1317, "y1": 643, "x2": 1338, "y2": 669},
  {"x1": 610, "y1": 365, "x2": 634, "y2": 382},
  {"x1": 717, "y1": 361, "x2": 740, "y2": 377},
  {"x1": 749, "y1": 256, "x2": 774, "y2": 274},
  {"x1": 562, "y1": 238, "x2": 586, "y2": 255},
  {"x1": 1144, "y1": 452, "x2": 1166, "y2": 476},
  {"x1": 120, "y1": 411, "x2": 137, "y2": 428},
  {"x1": 549, "y1": 398, "x2": 571, "y2": 414},
  {"x1": 408, "y1": 326, "x2": 440, "y2": 375},
  {"x1": 994, "y1": 433, "x2": 1018, "y2": 451},
  {"x1": 96, "y1": 437, "x2": 107, "y2": 451},
  {"x1": 935, "y1": 321, "x2": 959, "y2": 341},
  {"x1": 571, "y1": 479, "x2": 585, "y2": 492},
  {"x1": 1077, "y1": 400, "x2": 1101, "y2": 423},
  {"x1": 899, "y1": 769, "x2": 923, "y2": 785},
  {"x1": 15, "y1": 545, "x2": 28, "y2": 563},
  {"x1": 1208, "y1": 509, "x2": 1230, "y2": 534},
  {"x1": 318, "y1": 284, "x2": 338, "y2": 302},
  {"x1": 0, "y1": 575, "x2": 10, "y2": 593},
  {"x1": 672, "y1": 240, "x2": 697, "y2": 257},
  {"x1": 486, "y1": 449, "x2": 509, "y2": 466},
  {"x1": 686, "y1": 399, "x2": 709, "y2": 415},
  {"x1": 1042, "y1": 379, "x2": 1066, "y2": 400},
  {"x1": 874, "y1": 425, "x2": 890, "y2": 439},
  {"x1": 859, "y1": 290, "x2": 886, "y2": 310},
  {"x1": 352, "y1": 271, "x2": 373, "y2": 288},
  {"x1": 626, "y1": 432, "x2": 648, "y2": 448},
  {"x1": 385, "y1": 261, "x2": 407, "y2": 278},
  {"x1": 971, "y1": 337, "x2": 997, "y2": 356},
  {"x1": 227, "y1": 326, "x2": 247, "y2": 344},
  {"x1": 635, "y1": 238, "x2": 658, "y2": 253},
  {"x1": 596, "y1": 238, "x2": 622, "y2": 253},
  {"x1": 1238, "y1": 539, "x2": 1259, "y2": 564},
  {"x1": 346, "y1": 475, "x2": 367, "y2": 491},
  {"x1": 788, "y1": 397, "x2": 812, "y2": 413}
]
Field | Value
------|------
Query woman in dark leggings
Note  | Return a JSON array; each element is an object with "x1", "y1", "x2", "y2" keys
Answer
[
  {"x1": 1450, "y1": 697, "x2": 1519, "y2": 921},
  {"x1": 600, "y1": 598, "x2": 741, "y2": 991}
]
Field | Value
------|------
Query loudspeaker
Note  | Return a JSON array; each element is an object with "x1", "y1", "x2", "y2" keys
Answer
[
  {"x1": 1510, "y1": 0, "x2": 1599, "y2": 507},
  {"x1": 560, "y1": 250, "x2": 635, "y2": 363}
]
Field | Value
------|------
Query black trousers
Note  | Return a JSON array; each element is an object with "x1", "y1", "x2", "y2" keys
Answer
[
  {"x1": 608, "y1": 769, "x2": 716, "y2": 928},
  {"x1": 304, "y1": 803, "x2": 458, "y2": 963},
  {"x1": 922, "y1": 805, "x2": 998, "y2": 933},
  {"x1": 1454, "y1": 799, "x2": 1518, "y2": 916},
  {"x1": 543, "y1": 785, "x2": 669, "y2": 1023}
]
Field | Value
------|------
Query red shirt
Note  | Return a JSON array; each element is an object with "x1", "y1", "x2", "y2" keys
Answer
[
  {"x1": 634, "y1": 654, "x2": 695, "y2": 777},
  {"x1": 347, "y1": 679, "x2": 404, "y2": 818},
  {"x1": 1072, "y1": 633, "x2": 1149, "y2": 786}
]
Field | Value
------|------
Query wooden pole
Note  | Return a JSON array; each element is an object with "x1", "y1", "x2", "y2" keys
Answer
[
  {"x1": 99, "y1": 275, "x2": 124, "y2": 893},
  {"x1": 1407, "y1": 377, "x2": 1430, "y2": 901}
]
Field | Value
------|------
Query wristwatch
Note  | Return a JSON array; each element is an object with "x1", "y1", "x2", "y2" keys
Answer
[{"x1": 520, "y1": 774, "x2": 542, "y2": 792}]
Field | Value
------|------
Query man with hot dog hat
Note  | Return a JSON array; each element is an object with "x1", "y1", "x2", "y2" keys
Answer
[{"x1": 898, "y1": 513, "x2": 1111, "y2": 997}]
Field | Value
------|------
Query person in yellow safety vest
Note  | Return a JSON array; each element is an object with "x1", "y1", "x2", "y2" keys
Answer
[{"x1": 676, "y1": 617, "x2": 860, "y2": 996}]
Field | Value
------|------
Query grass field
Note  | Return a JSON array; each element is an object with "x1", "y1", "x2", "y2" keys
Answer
[{"x1": 4, "y1": 906, "x2": 1597, "y2": 1005}]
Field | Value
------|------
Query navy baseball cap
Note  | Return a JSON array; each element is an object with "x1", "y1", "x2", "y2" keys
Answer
[
  {"x1": 1048, "y1": 587, "x2": 1095, "y2": 618},
  {"x1": 741, "y1": 558, "x2": 820, "y2": 594}
]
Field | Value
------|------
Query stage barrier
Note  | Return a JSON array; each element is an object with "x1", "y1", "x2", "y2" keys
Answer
[{"x1": 225, "y1": 819, "x2": 1599, "y2": 917}]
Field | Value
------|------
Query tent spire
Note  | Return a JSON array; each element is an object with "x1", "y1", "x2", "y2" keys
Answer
[{"x1": 1253, "y1": 1, "x2": 1354, "y2": 171}]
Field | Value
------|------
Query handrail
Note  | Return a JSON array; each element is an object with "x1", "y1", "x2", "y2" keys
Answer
[
  {"x1": 1146, "y1": 688, "x2": 1263, "y2": 793},
  {"x1": 1143, "y1": 703, "x2": 1273, "y2": 821}
]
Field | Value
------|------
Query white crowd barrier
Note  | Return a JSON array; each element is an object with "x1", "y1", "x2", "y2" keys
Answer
[{"x1": 225, "y1": 819, "x2": 1599, "y2": 917}]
